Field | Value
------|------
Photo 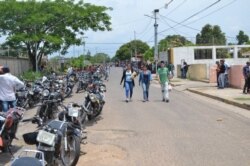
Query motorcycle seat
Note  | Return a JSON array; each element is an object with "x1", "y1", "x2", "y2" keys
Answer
[{"x1": 12, "y1": 157, "x2": 42, "y2": 166}]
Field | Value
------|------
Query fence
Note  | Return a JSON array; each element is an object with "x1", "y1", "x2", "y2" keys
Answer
[{"x1": 0, "y1": 56, "x2": 31, "y2": 76}]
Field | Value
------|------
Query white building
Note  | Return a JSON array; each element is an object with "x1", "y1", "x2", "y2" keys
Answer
[{"x1": 171, "y1": 45, "x2": 250, "y2": 78}]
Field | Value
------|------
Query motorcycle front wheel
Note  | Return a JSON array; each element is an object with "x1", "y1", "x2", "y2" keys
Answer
[{"x1": 61, "y1": 135, "x2": 80, "y2": 166}]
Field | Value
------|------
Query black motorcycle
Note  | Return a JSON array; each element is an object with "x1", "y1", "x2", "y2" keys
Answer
[
  {"x1": 22, "y1": 119, "x2": 81, "y2": 166},
  {"x1": 36, "y1": 89, "x2": 62, "y2": 125},
  {"x1": 84, "y1": 83, "x2": 105, "y2": 120}
]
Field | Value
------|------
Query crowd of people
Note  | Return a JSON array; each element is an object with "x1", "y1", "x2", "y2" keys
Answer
[
  {"x1": 120, "y1": 61, "x2": 172, "y2": 103},
  {"x1": 215, "y1": 59, "x2": 230, "y2": 89}
]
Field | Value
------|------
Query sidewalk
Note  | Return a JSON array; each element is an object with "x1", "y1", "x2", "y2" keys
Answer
[{"x1": 171, "y1": 78, "x2": 250, "y2": 110}]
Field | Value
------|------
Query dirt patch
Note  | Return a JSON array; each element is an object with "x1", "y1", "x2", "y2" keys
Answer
[
  {"x1": 88, "y1": 129, "x2": 136, "y2": 140},
  {"x1": 77, "y1": 143, "x2": 127, "y2": 166}
]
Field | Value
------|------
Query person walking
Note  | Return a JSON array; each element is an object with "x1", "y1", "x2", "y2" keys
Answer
[
  {"x1": 139, "y1": 64, "x2": 152, "y2": 102},
  {"x1": 120, "y1": 64, "x2": 135, "y2": 102},
  {"x1": 157, "y1": 61, "x2": 170, "y2": 102},
  {"x1": 218, "y1": 59, "x2": 226, "y2": 89},
  {"x1": 0, "y1": 66, "x2": 24, "y2": 112},
  {"x1": 243, "y1": 61, "x2": 250, "y2": 94}
]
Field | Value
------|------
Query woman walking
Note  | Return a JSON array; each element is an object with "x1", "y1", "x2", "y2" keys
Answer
[
  {"x1": 120, "y1": 64, "x2": 135, "y2": 102},
  {"x1": 139, "y1": 64, "x2": 152, "y2": 102}
]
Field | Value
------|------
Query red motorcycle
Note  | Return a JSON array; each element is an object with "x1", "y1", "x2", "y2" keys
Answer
[{"x1": 0, "y1": 107, "x2": 25, "y2": 153}]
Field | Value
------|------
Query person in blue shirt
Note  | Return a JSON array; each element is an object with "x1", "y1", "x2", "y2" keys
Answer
[{"x1": 139, "y1": 64, "x2": 152, "y2": 102}]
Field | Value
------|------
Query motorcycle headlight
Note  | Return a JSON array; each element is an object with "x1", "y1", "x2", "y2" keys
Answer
[
  {"x1": 29, "y1": 91, "x2": 34, "y2": 95},
  {"x1": 100, "y1": 86, "x2": 106, "y2": 92},
  {"x1": 84, "y1": 92, "x2": 89, "y2": 98},
  {"x1": 36, "y1": 130, "x2": 56, "y2": 146},
  {"x1": 42, "y1": 90, "x2": 50, "y2": 97},
  {"x1": 89, "y1": 93, "x2": 97, "y2": 102}
]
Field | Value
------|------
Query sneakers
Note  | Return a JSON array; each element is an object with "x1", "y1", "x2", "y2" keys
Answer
[
  {"x1": 126, "y1": 98, "x2": 129, "y2": 103},
  {"x1": 162, "y1": 98, "x2": 169, "y2": 103}
]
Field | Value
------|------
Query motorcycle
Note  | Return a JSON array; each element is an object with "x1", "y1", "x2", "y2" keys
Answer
[
  {"x1": 84, "y1": 83, "x2": 105, "y2": 120},
  {"x1": 11, "y1": 149, "x2": 46, "y2": 166},
  {"x1": 64, "y1": 77, "x2": 75, "y2": 98},
  {"x1": 22, "y1": 118, "x2": 81, "y2": 166},
  {"x1": 0, "y1": 107, "x2": 25, "y2": 152},
  {"x1": 16, "y1": 87, "x2": 29, "y2": 108},
  {"x1": 58, "y1": 103, "x2": 87, "y2": 135},
  {"x1": 35, "y1": 88, "x2": 62, "y2": 125}
]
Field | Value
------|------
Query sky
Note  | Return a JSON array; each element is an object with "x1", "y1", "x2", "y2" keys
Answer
[
  {"x1": 68, "y1": 0, "x2": 248, "y2": 58},
  {"x1": 1, "y1": 0, "x2": 249, "y2": 58}
]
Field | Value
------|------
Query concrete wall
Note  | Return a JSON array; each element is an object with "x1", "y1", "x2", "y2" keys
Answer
[
  {"x1": 0, "y1": 57, "x2": 30, "y2": 76},
  {"x1": 177, "y1": 64, "x2": 207, "y2": 81},
  {"x1": 229, "y1": 65, "x2": 245, "y2": 89},
  {"x1": 209, "y1": 65, "x2": 245, "y2": 89},
  {"x1": 172, "y1": 46, "x2": 250, "y2": 79}
]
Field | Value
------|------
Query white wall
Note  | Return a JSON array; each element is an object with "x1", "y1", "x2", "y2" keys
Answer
[{"x1": 172, "y1": 45, "x2": 250, "y2": 79}]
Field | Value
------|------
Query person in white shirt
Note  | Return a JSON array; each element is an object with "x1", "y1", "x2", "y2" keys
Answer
[{"x1": 0, "y1": 66, "x2": 24, "y2": 112}]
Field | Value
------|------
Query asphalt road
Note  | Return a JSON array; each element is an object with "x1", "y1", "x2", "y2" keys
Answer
[{"x1": 1, "y1": 67, "x2": 250, "y2": 166}]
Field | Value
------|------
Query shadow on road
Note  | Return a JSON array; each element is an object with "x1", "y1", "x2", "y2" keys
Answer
[
  {"x1": 0, "y1": 145, "x2": 23, "y2": 165},
  {"x1": 85, "y1": 116, "x2": 103, "y2": 127}
]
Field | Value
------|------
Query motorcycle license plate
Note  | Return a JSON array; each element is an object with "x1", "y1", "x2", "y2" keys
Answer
[
  {"x1": 36, "y1": 130, "x2": 56, "y2": 146},
  {"x1": 68, "y1": 108, "x2": 79, "y2": 117}
]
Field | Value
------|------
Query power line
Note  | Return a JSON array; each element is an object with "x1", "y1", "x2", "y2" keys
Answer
[
  {"x1": 166, "y1": 0, "x2": 187, "y2": 16},
  {"x1": 185, "y1": 0, "x2": 237, "y2": 25},
  {"x1": 159, "y1": 14, "x2": 200, "y2": 32},
  {"x1": 159, "y1": 0, "x2": 221, "y2": 34}
]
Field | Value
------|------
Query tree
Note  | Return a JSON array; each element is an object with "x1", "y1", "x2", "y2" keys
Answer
[
  {"x1": 115, "y1": 40, "x2": 149, "y2": 60},
  {"x1": 196, "y1": 24, "x2": 226, "y2": 45},
  {"x1": 143, "y1": 48, "x2": 154, "y2": 61},
  {"x1": 91, "y1": 52, "x2": 110, "y2": 64},
  {"x1": 158, "y1": 35, "x2": 194, "y2": 51},
  {"x1": 0, "y1": 0, "x2": 112, "y2": 70},
  {"x1": 236, "y1": 30, "x2": 249, "y2": 45}
]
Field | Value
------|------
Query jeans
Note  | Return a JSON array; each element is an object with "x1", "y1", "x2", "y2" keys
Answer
[
  {"x1": 224, "y1": 74, "x2": 229, "y2": 87},
  {"x1": 142, "y1": 82, "x2": 150, "y2": 100},
  {"x1": 218, "y1": 73, "x2": 225, "y2": 88},
  {"x1": 161, "y1": 82, "x2": 169, "y2": 100},
  {"x1": 181, "y1": 69, "x2": 187, "y2": 79},
  {"x1": 243, "y1": 77, "x2": 250, "y2": 93},
  {"x1": 125, "y1": 81, "x2": 133, "y2": 99},
  {"x1": 1, "y1": 100, "x2": 16, "y2": 112}
]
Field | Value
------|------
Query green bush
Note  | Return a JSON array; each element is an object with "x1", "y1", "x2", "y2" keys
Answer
[{"x1": 20, "y1": 70, "x2": 43, "y2": 81}]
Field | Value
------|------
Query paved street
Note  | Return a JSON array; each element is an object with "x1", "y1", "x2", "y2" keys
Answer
[{"x1": 1, "y1": 67, "x2": 250, "y2": 166}]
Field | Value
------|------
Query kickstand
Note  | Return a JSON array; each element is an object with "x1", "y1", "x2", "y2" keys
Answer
[{"x1": 8, "y1": 145, "x2": 14, "y2": 158}]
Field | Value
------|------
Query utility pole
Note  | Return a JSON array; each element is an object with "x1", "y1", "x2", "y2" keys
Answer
[
  {"x1": 154, "y1": 9, "x2": 159, "y2": 72},
  {"x1": 134, "y1": 31, "x2": 137, "y2": 62}
]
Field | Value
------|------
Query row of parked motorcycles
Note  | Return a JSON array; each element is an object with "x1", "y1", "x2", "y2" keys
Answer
[{"x1": 0, "y1": 69, "x2": 107, "y2": 166}]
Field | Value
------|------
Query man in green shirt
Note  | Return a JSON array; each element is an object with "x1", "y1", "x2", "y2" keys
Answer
[{"x1": 157, "y1": 61, "x2": 170, "y2": 102}]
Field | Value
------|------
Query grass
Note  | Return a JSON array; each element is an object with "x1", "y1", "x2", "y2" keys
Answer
[{"x1": 234, "y1": 97, "x2": 250, "y2": 101}]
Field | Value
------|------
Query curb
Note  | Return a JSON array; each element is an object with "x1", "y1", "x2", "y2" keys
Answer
[{"x1": 187, "y1": 88, "x2": 250, "y2": 111}]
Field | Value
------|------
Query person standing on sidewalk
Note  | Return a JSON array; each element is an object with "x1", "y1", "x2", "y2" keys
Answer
[
  {"x1": 157, "y1": 61, "x2": 170, "y2": 102},
  {"x1": 215, "y1": 61, "x2": 220, "y2": 87},
  {"x1": 139, "y1": 64, "x2": 152, "y2": 102},
  {"x1": 224, "y1": 60, "x2": 230, "y2": 87},
  {"x1": 0, "y1": 66, "x2": 24, "y2": 112},
  {"x1": 218, "y1": 59, "x2": 226, "y2": 89},
  {"x1": 243, "y1": 61, "x2": 250, "y2": 94},
  {"x1": 120, "y1": 64, "x2": 135, "y2": 102}
]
